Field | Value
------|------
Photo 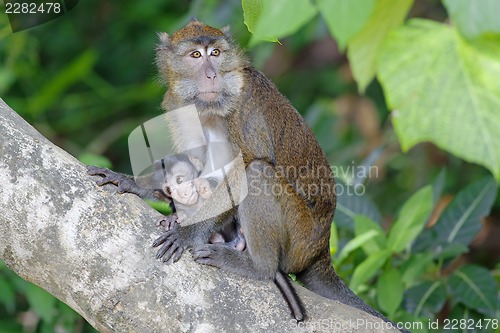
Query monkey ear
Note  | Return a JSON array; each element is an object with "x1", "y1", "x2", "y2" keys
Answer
[
  {"x1": 153, "y1": 159, "x2": 162, "y2": 170},
  {"x1": 188, "y1": 155, "x2": 204, "y2": 173},
  {"x1": 156, "y1": 32, "x2": 169, "y2": 50},
  {"x1": 221, "y1": 25, "x2": 231, "y2": 35}
]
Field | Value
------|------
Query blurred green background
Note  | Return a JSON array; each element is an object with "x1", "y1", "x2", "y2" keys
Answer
[{"x1": 1, "y1": 0, "x2": 499, "y2": 332}]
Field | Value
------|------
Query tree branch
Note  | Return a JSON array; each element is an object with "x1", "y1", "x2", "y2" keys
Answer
[{"x1": 0, "y1": 99, "x2": 398, "y2": 332}]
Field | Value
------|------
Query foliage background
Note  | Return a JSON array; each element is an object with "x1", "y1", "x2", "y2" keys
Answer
[{"x1": 0, "y1": 0, "x2": 499, "y2": 332}]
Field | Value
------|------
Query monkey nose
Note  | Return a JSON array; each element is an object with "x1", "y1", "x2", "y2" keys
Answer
[
  {"x1": 205, "y1": 68, "x2": 216, "y2": 80},
  {"x1": 164, "y1": 186, "x2": 172, "y2": 196}
]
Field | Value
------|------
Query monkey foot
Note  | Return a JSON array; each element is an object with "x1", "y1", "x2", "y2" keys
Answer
[
  {"x1": 191, "y1": 244, "x2": 234, "y2": 269},
  {"x1": 156, "y1": 213, "x2": 179, "y2": 231},
  {"x1": 152, "y1": 224, "x2": 185, "y2": 263}
]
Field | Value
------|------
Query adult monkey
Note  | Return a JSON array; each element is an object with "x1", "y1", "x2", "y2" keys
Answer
[{"x1": 90, "y1": 20, "x2": 402, "y2": 328}]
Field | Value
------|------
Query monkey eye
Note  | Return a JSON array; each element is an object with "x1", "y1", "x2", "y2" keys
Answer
[
  {"x1": 210, "y1": 49, "x2": 220, "y2": 56},
  {"x1": 190, "y1": 51, "x2": 202, "y2": 58},
  {"x1": 176, "y1": 176, "x2": 183, "y2": 184}
]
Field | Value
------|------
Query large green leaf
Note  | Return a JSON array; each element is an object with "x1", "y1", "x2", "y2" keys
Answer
[
  {"x1": 433, "y1": 176, "x2": 497, "y2": 247},
  {"x1": 347, "y1": 0, "x2": 413, "y2": 92},
  {"x1": 378, "y1": 19, "x2": 500, "y2": 180},
  {"x1": 242, "y1": 0, "x2": 317, "y2": 46},
  {"x1": 448, "y1": 265, "x2": 497, "y2": 317},
  {"x1": 404, "y1": 281, "x2": 447, "y2": 318},
  {"x1": 415, "y1": 176, "x2": 497, "y2": 255},
  {"x1": 443, "y1": 0, "x2": 500, "y2": 39},
  {"x1": 317, "y1": 0, "x2": 375, "y2": 50},
  {"x1": 387, "y1": 186, "x2": 433, "y2": 253},
  {"x1": 377, "y1": 268, "x2": 403, "y2": 316}
]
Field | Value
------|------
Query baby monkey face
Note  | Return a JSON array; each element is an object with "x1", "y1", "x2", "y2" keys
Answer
[{"x1": 163, "y1": 160, "x2": 200, "y2": 205}]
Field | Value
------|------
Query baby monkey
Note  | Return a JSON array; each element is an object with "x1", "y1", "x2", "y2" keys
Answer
[{"x1": 154, "y1": 153, "x2": 245, "y2": 251}]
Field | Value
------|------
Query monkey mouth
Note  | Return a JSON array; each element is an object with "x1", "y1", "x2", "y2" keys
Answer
[{"x1": 198, "y1": 91, "x2": 220, "y2": 101}]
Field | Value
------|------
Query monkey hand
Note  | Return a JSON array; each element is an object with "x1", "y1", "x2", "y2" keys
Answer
[
  {"x1": 87, "y1": 166, "x2": 136, "y2": 194},
  {"x1": 152, "y1": 223, "x2": 186, "y2": 263},
  {"x1": 156, "y1": 213, "x2": 179, "y2": 231},
  {"x1": 193, "y1": 177, "x2": 212, "y2": 199}
]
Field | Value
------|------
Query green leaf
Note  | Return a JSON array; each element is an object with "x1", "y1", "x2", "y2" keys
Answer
[
  {"x1": 432, "y1": 168, "x2": 446, "y2": 204},
  {"x1": 434, "y1": 176, "x2": 497, "y2": 248},
  {"x1": 415, "y1": 176, "x2": 496, "y2": 256},
  {"x1": 378, "y1": 19, "x2": 500, "y2": 180},
  {"x1": 146, "y1": 200, "x2": 173, "y2": 216},
  {"x1": 25, "y1": 283, "x2": 57, "y2": 323},
  {"x1": 350, "y1": 249, "x2": 390, "y2": 291},
  {"x1": 354, "y1": 215, "x2": 387, "y2": 254},
  {"x1": 377, "y1": 268, "x2": 403, "y2": 316},
  {"x1": 330, "y1": 222, "x2": 338, "y2": 256},
  {"x1": 243, "y1": 0, "x2": 317, "y2": 46},
  {"x1": 404, "y1": 281, "x2": 447, "y2": 317},
  {"x1": 392, "y1": 313, "x2": 429, "y2": 333},
  {"x1": 443, "y1": 0, "x2": 500, "y2": 39},
  {"x1": 448, "y1": 265, "x2": 497, "y2": 317},
  {"x1": 336, "y1": 229, "x2": 379, "y2": 264},
  {"x1": 317, "y1": 0, "x2": 376, "y2": 50},
  {"x1": 401, "y1": 252, "x2": 434, "y2": 285},
  {"x1": 434, "y1": 244, "x2": 468, "y2": 261},
  {"x1": 387, "y1": 186, "x2": 433, "y2": 253},
  {"x1": 334, "y1": 183, "x2": 382, "y2": 230},
  {"x1": 347, "y1": 0, "x2": 413, "y2": 92},
  {"x1": 448, "y1": 304, "x2": 487, "y2": 333},
  {"x1": 0, "y1": 276, "x2": 15, "y2": 313},
  {"x1": 242, "y1": 0, "x2": 269, "y2": 38}
]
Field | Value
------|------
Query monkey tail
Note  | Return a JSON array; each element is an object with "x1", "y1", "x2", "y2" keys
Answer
[
  {"x1": 296, "y1": 256, "x2": 411, "y2": 333},
  {"x1": 274, "y1": 270, "x2": 305, "y2": 322}
]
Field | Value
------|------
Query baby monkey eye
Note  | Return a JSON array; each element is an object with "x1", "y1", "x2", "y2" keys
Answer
[
  {"x1": 190, "y1": 51, "x2": 202, "y2": 58},
  {"x1": 176, "y1": 176, "x2": 183, "y2": 184},
  {"x1": 210, "y1": 49, "x2": 220, "y2": 56}
]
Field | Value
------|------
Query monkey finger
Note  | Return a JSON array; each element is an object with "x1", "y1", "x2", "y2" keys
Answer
[
  {"x1": 156, "y1": 240, "x2": 174, "y2": 259},
  {"x1": 86, "y1": 165, "x2": 107, "y2": 176},
  {"x1": 95, "y1": 179, "x2": 111, "y2": 186},
  {"x1": 171, "y1": 247, "x2": 184, "y2": 263},
  {"x1": 161, "y1": 243, "x2": 181, "y2": 262},
  {"x1": 193, "y1": 256, "x2": 223, "y2": 269},
  {"x1": 191, "y1": 245, "x2": 214, "y2": 259},
  {"x1": 152, "y1": 232, "x2": 173, "y2": 247}
]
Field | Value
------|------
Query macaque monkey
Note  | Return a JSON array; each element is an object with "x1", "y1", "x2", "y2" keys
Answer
[
  {"x1": 154, "y1": 153, "x2": 245, "y2": 251},
  {"x1": 88, "y1": 19, "x2": 405, "y2": 329}
]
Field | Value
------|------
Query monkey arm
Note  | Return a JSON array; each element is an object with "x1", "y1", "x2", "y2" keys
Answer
[{"x1": 87, "y1": 166, "x2": 171, "y2": 203}]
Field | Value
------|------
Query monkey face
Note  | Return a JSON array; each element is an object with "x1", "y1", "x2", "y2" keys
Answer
[
  {"x1": 155, "y1": 21, "x2": 247, "y2": 112},
  {"x1": 163, "y1": 160, "x2": 200, "y2": 205},
  {"x1": 167, "y1": 180, "x2": 200, "y2": 206}
]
